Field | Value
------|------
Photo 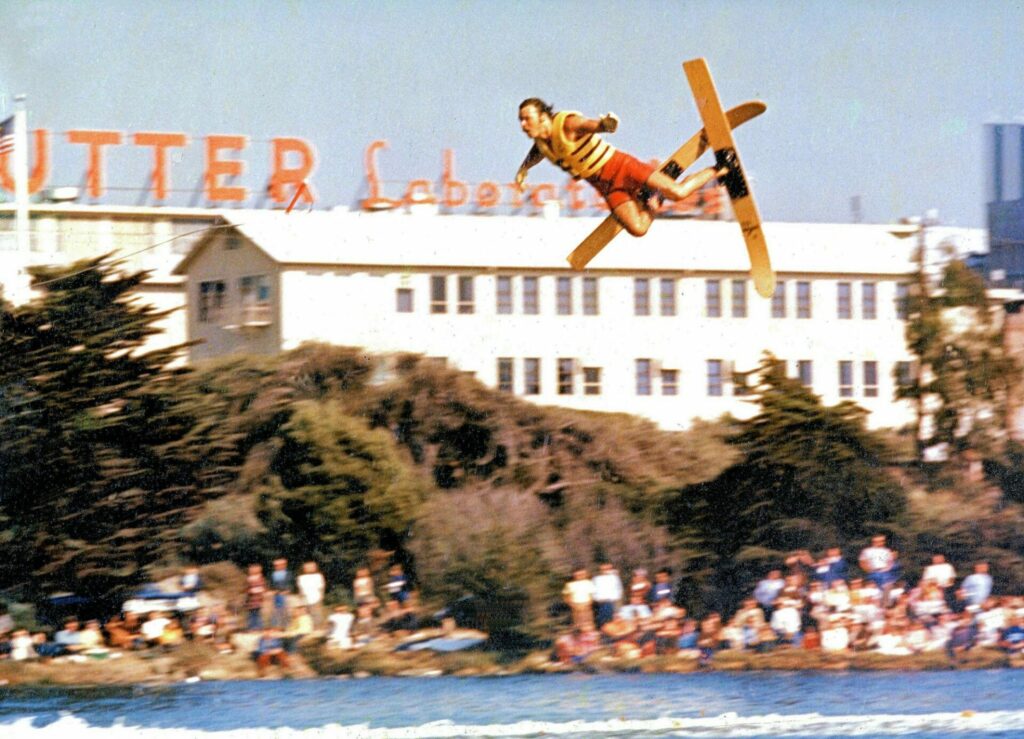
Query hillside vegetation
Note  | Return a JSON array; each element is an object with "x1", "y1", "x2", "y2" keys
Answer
[{"x1": 5, "y1": 257, "x2": 1024, "y2": 635}]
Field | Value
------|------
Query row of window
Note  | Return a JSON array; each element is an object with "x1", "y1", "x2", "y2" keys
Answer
[
  {"x1": 401, "y1": 276, "x2": 911, "y2": 320},
  {"x1": 494, "y1": 357, "x2": 911, "y2": 398},
  {"x1": 198, "y1": 275, "x2": 271, "y2": 323}
]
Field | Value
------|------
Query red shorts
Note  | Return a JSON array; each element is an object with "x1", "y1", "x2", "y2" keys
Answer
[{"x1": 587, "y1": 150, "x2": 656, "y2": 210}]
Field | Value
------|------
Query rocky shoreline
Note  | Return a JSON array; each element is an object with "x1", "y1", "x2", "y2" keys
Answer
[{"x1": 2, "y1": 637, "x2": 1022, "y2": 688}]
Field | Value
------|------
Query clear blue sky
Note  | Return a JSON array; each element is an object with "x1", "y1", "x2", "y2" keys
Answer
[{"x1": 2, "y1": 0, "x2": 1022, "y2": 227}]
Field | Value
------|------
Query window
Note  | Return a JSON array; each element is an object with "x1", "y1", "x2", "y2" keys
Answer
[
  {"x1": 895, "y1": 361, "x2": 913, "y2": 389},
  {"x1": 862, "y1": 282, "x2": 877, "y2": 320},
  {"x1": 496, "y1": 276, "x2": 513, "y2": 314},
  {"x1": 636, "y1": 359, "x2": 652, "y2": 395},
  {"x1": 396, "y1": 288, "x2": 413, "y2": 313},
  {"x1": 839, "y1": 360, "x2": 854, "y2": 397},
  {"x1": 732, "y1": 279, "x2": 748, "y2": 318},
  {"x1": 896, "y1": 283, "x2": 910, "y2": 320},
  {"x1": 497, "y1": 358, "x2": 514, "y2": 393},
  {"x1": 797, "y1": 360, "x2": 813, "y2": 387},
  {"x1": 634, "y1": 278, "x2": 650, "y2": 316},
  {"x1": 430, "y1": 275, "x2": 447, "y2": 314},
  {"x1": 558, "y1": 358, "x2": 575, "y2": 395},
  {"x1": 457, "y1": 276, "x2": 474, "y2": 314},
  {"x1": 583, "y1": 277, "x2": 599, "y2": 315},
  {"x1": 557, "y1": 276, "x2": 573, "y2": 315},
  {"x1": 239, "y1": 275, "x2": 271, "y2": 323},
  {"x1": 198, "y1": 280, "x2": 226, "y2": 323},
  {"x1": 707, "y1": 359, "x2": 724, "y2": 396},
  {"x1": 583, "y1": 366, "x2": 601, "y2": 395},
  {"x1": 523, "y1": 276, "x2": 539, "y2": 314},
  {"x1": 660, "y1": 278, "x2": 676, "y2": 316},
  {"x1": 863, "y1": 361, "x2": 878, "y2": 397},
  {"x1": 662, "y1": 369, "x2": 678, "y2": 395},
  {"x1": 524, "y1": 358, "x2": 540, "y2": 395},
  {"x1": 837, "y1": 282, "x2": 852, "y2": 319},
  {"x1": 771, "y1": 281, "x2": 786, "y2": 318},
  {"x1": 797, "y1": 281, "x2": 812, "y2": 318},
  {"x1": 706, "y1": 279, "x2": 722, "y2": 318}
]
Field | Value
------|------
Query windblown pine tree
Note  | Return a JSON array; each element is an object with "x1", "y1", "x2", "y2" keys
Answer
[
  {"x1": 0, "y1": 257, "x2": 194, "y2": 601},
  {"x1": 666, "y1": 356, "x2": 906, "y2": 612}
]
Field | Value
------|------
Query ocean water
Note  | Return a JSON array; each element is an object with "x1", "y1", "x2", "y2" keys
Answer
[{"x1": 2, "y1": 671, "x2": 1024, "y2": 737}]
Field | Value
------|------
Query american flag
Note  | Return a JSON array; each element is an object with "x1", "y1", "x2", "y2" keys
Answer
[{"x1": 0, "y1": 115, "x2": 14, "y2": 157}]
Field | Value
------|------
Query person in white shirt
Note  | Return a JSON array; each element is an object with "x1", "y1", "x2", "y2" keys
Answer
[
  {"x1": 922, "y1": 554, "x2": 956, "y2": 590},
  {"x1": 591, "y1": 562, "x2": 624, "y2": 628},
  {"x1": 296, "y1": 561, "x2": 327, "y2": 625},
  {"x1": 859, "y1": 535, "x2": 896, "y2": 590},
  {"x1": 326, "y1": 605, "x2": 354, "y2": 649},
  {"x1": 562, "y1": 569, "x2": 596, "y2": 630},
  {"x1": 141, "y1": 612, "x2": 170, "y2": 647}
]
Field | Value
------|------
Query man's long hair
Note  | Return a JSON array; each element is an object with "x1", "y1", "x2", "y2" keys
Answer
[{"x1": 519, "y1": 97, "x2": 554, "y2": 117}]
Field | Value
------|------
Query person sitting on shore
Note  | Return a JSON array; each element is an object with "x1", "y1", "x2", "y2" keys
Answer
[
  {"x1": 33, "y1": 618, "x2": 77, "y2": 659},
  {"x1": 904, "y1": 620, "x2": 931, "y2": 654},
  {"x1": 654, "y1": 618, "x2": 683, "y2": 656},
  {"x1": 141, "y1": 611, "x2": 171, "y2": 649},
  {"x1": 105, "y1": 613, "x2": 145, "y2": 650},
  {"x1": 159, "y1": 616, "x2": 185, "y2": 651},
  {"x1": 820, "y1": 615, "x2": 850, "y2": 653},
  {"x1": 254, "y1": 628, "x2": 290, "y2": 677},
  {"x1": 770, "y1": 597, "x2": 803, "y2": 646},
  {"x1": 600, "y1": 611, "x2": 637, "y2": 647},
  {"x1": 9, "y1": 629, "x2": 37, "y2": 661},
  {"x1": 677, "y1": 619, "x2": 700, "y2": 658},
  {"x1": 802, "y1": 624, "x2": 821, "y2": 650},
  {"x1": 975, "y1": 597, "x2": 1007, "y2": 648},
  {"x1": 697, "y1": 612, "x2": 722, "y2": 666},
  {"x1": 824, "y1": 579, "x2": 852, "y2": 614},
  {"x1": 947, "y1": 611, "x2": 977, "y2": 662},
  {"x1": 753, "y1": 570, "x2": 785, "y2": 619},
  {"x1": 284, "y1": 605, "x2": 315, "y2": 653},
  {"x1": 77, "y1": 620, "x2": 109, "y2": 656},
  {"x1": 327, "y1": 604, "x2": 355, "y2": 650},
  {"x1": 869, "y1": 621, "x2": 912, "y2": 656},
  {"x1": 998, "y1": 614, "x2": 1024, "y2": 655},
  {"x1": 188, "y1": 608, "x2": 217, "y2": 643}
]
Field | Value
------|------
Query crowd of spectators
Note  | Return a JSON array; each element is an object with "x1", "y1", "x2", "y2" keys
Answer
[
  {"x1": 0, "y1": 559, "x2": 422, "y2": 673},
  {"x1": 555, "y1": 536, "x2": 1024, "y2": 666}
]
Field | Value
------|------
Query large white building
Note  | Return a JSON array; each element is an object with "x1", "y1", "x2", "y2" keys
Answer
[
  {"x1": 172, "y1": 206, "x2": 932, "y2": 431},
  {"x1": 2, "y1": 199, "x2": 989, "y2": 431}
]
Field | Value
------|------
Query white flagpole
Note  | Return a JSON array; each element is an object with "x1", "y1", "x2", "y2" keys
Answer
[{"x1": 13, "y1": 94, "x2": 29, "y2": 255}]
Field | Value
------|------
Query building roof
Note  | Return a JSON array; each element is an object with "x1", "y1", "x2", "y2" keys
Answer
[{"x1": 173, "y1": 208, "x2": 927, "y2": 277}]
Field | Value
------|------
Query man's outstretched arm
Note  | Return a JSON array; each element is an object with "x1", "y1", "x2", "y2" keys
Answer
[
  {"x1": 564, "y1": 112, "x2": 619, "y2": 137},
  {"x1": 515, "y1": 144, "x2": 544, "y2": 189}
]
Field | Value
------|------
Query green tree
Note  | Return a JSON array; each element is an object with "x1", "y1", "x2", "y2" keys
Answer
[
  {"x1": 666, "y1": 356, "x2": 906, "y2": 612},
  {"x1": 0, "y1": 257, "x2": 191, "y2": 600},
  {"x1": 900, "y1": 258, "x2": 1017, "y2": 458},
  {"x1": 255, "y1": 400, "x2": 425, "y2": 586}
]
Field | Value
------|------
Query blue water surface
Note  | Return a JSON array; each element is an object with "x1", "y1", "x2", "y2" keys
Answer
[{"x1": 1, "y1": 670, "x2": 1023, "y2": 736}]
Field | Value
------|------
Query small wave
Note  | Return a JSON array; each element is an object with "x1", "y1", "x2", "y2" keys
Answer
[{"x1": 4, "y1": 709, "x2": 1024, "y2": 737}]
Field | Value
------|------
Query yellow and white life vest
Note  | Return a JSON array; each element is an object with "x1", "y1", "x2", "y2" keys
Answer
[{"x1": 537, "y1": 111, "x2": 616, "y2": 179}]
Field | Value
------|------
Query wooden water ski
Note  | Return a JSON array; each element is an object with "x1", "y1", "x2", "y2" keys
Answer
[
  {"x1": 683, "y1": 58, "x2": 774, "y2": 298},
  {"x1": 566, "y1": 100, "x2": 766, "y2": 271}
]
